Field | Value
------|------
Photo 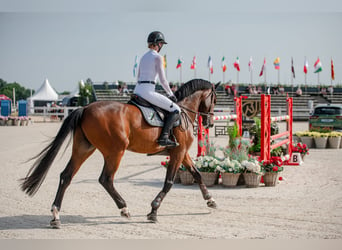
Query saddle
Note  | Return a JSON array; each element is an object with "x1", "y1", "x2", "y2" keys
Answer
[{"x1": 128, "y1": 94, "x2": 180, "y2": 127}]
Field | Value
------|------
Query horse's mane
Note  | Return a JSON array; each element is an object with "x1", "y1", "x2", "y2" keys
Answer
[{"x1": 174, "y1": 79, "x2": 212, "y2": 101}]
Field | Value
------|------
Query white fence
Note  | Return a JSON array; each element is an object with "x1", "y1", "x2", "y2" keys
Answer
[{"x1": 29, "y1": 107, "x2": 79, "y2": 122}]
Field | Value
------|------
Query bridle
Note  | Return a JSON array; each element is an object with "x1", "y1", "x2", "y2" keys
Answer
[{"x1": 178, "y1": 86, "x2": 216, "y2": 129}]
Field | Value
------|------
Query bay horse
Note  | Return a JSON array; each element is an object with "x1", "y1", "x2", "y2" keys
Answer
[{"x1": 21, "y1": 79, "x2": 219, "y2": 228}]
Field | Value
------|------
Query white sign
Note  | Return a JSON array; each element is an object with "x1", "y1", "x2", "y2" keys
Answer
[{"x1": 289, "y1": 152, "x2": 303, "y2": 165}]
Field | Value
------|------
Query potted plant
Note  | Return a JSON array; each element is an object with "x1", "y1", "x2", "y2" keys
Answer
[
  {"x1": 218, "y1": 157, "x2": 244, "y2": 187},
  {"x1": 260, "y1": 156, "x2": 284, "y2": 187},
  {"x1": 241, "y1": 157, "x2": 263, "y2": 188},
  {"x1": 292, "y1": 142, "x2": 309, "y2": 160},
  {"x1": 312, "y1": 131, "x2": 328, "y2": 149},
  {"x1": 295, "y1": 131, "x2": 314, "y2": 149},
  {"x1": 194, "y1": 155, "x2": 220, "y2": 187},
  {"x1": 327, "y1": 131, "x2": 342, "y2": 149}
]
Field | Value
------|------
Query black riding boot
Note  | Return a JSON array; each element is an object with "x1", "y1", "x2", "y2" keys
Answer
[{"x1": 157, "y1": 110, "x2": 180, "y2": 147}]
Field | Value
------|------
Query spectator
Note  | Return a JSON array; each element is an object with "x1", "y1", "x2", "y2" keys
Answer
[
  {"x1": 272, "y1": 85, "x2": 279, "y2": 95},
  {"x1": 327, "y1": 85, "x2": 334, "y2": 96},
  {"x1": 296, "y1": 86, "x2": 302, "y2": 97},
  {"x1": 320, "y1": 87, "x2": 327, "y2": 95},
  {"x1": 122, "y1": 83, "x2": 129, "y2": 96},
  {"x1": 257, "y1": 86, "x2": 263, "y2": 94},
  {"x1": 279, "y1": 85, "x2": 285, "y2": 95},
  {"x1": 224, "y1": 83, "x2": 231, "y2": 96}
]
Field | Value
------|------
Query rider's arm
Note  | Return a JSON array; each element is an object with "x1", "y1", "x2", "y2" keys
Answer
[{"x1": 156, "y1": 55, "x2": 174, "y2": 97}]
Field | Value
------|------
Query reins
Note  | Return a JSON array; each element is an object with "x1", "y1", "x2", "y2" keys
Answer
[{"x1": 178, "y1": 87, "x2": 216, "y2": 131}]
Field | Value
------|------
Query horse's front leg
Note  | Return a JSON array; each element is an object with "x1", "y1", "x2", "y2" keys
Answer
[
  {"x1": 147, "y1": 160, "x2": 179, "y2": 223},
  {"x1": 183, "y1": 153, "x2": 217, "y2": 209}
]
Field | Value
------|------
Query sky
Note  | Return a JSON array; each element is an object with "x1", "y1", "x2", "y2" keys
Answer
[{"x1": 1, "y1": 0, "x2": 342, "y2": 92}]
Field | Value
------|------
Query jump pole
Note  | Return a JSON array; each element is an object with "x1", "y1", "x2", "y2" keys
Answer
[{"x1": 260, "y1": 94, "x2": 293, "y2": 164}]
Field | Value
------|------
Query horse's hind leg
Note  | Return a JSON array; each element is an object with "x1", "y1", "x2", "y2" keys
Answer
[
  {"x1": 182, "y1": 153, "x2": 217, "y2": 208},
  {"x1": 99, "y1": 151, "x2": 130, "y2": 218},
  {"x1": 50, "y1": 128, "x2": 95, "y2": 228}
]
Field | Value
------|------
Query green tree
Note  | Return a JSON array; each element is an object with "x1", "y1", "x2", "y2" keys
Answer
[
  {"x1": 0, "y1": 79, "x2": 32, "y2": 101},
  {"x1": 78, "y1": 80, "x2": 93, "y2": 106}
]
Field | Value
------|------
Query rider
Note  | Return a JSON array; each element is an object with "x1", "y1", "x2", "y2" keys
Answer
[{"x1": 134, "y1": 31, "x2": 181, "y2": 148}]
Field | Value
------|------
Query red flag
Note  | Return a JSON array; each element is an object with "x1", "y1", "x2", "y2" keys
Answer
[
  {"x1": 221, "y1": 56, "x2": 227, "y2": 72},
  {"x1": 259, "y1": 58, "x2": 266, "y2": 76},
  {"x1": 190, "y1": 56, "x2": 196, "y2": 69},
  {"x1": 331, "y1": 58, "x2": 335, "y2": 80},
  {"x1": 233, "y1": 57, "x2": 240, "y2": 71},
  {"x1": 304, "y1": 57, "x2": 308, "y2": 74},
  {"x1": 176, "y1": 58, "x2": 182, "y2": 69}
]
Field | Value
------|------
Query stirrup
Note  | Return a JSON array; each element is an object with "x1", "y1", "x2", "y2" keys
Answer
[{"x1": 157, "y1": 138, "x2": 179, "y2": 148}]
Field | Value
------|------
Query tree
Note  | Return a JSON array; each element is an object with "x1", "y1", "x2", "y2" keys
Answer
[
  {"x1": 78, "y1": 80, "x2": 93, "y2": 106},
  {"x1": 0, "y1": 79, "x2": 33, "y2": 101}
]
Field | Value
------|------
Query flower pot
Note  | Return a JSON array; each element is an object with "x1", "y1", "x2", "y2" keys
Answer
[
  {"x1": 300, "y1": 136, "x2": 314, "y2": 148},
  {"x1": 263, "y1": 172, "x2": 279, "y2": 187},
  {"x1": 314, "y1": 137, "x2": 328, "y2": 149},
  {"x1": 243, "y1": 173, "x2": 262, "y2": 188},
  {"x1": 179, "y1": 170, "x2": 194, "y2": 185},
  {"x1": 200, "y1": 172, "x2": 218, "y2": 187},
  {"x1": 0, "y1": 119, "x2": 5, "y2": 126},
  {"x1": 327, "y1": 137, "x2": 341, "y2": 149},
  {"x1": 221, "y1": 173, "x2": 241, "y2": 187}
]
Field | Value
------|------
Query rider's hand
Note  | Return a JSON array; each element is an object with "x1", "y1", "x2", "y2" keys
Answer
[{"x1": 168, "y1": 95, "x2": 177, "y2": 103}]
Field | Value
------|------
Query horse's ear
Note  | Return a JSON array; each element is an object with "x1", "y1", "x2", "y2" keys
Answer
[{"x1": 215, "y1": 82, "x2": 221, "y2": 90}]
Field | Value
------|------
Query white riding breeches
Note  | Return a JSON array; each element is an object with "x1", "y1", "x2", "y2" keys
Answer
[{"x1": 134, "y1": 83, "x2": 181, "y2": 112}]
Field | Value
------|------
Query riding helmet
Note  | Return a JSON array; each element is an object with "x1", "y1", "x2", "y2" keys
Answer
[{"x1": 147, "y1": 31, "x2": 167, "y2": 45}]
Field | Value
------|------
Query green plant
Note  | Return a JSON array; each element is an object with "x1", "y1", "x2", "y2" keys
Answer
[
  {"x1": 271, "y1": 146, "x2": 283, "y2": 157},
  {"x1": 260, "y1": 156, "x2": 284, "y2": 173},
  {"x1": 227, "y1": 121, "x2": 240, "y2": 150}
]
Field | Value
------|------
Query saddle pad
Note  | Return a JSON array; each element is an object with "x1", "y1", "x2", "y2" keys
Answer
[{"x1": 129, "y1": 100, "x2": 180, "y2": 128}]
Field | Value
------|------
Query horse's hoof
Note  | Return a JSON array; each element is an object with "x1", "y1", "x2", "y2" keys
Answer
[
  {"x1": 120, "y1": 210, "x2": 131, "y2": 219},
  {"x1": 50, "y1": 219, "x2": 61, "y2": 229},
  {"x1": 207, "y1": 200, "x2": 217, "y2": 209},
  {"x1": 147, "y1": 212, "x2": 158, "y2": 223}
]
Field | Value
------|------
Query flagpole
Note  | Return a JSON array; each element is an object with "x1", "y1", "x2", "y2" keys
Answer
[
  {"x1": 180, "y1": 66, "x2": 182, "y2": 84},
  {"x1": 223, "y1": 71, "x2": 225, "y2": 84},
  {"x1": 305, "y1": 74, "x2": 307, "y2": 95}
]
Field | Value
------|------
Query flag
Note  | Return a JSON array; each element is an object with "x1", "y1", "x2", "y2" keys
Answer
[
  {"x1": 221, "y1": 56, "x2": 227, "y2": 72},
  {"x1": 304, "y1": 57, "x2": 309, "y2": 74},
  {"x1": 163, "y1": 54, "x2": 167, "y2": 69},
  {"x1": 291, "y1": 57, "x2": 295, "y2": 78},
  {"x1": 176, "y1": 58, "x2": 182, "y2": 69},
  {"x1": 248, "y1": 56, "x2": 253, "y2": 72},
  {"x1": 208, "y1": 56, "x2": 213, "y2": 74},
  {"x1": 331, "y1": 58, "x2": 335, "y2": 80},
  {"x1": 133, "y1": 55, "x2": 138, "y2": 77},
  {"x1": 259, "y1": 58, "x2": 266, "y2": 76},
  {"x1": 314, "y1": 57, "x2": 322, "y2": 73},
  {"x1": 233, "y1": 57, "x2": 240, "y2": 71},
  {"x1": 190, "y1": 56, "x2": 196, "y2": 70},
  {"x1": 273, "y1": 57, "x2": 280, "y2": 70}
]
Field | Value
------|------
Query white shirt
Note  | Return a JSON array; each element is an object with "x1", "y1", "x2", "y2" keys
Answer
[{"x1": 137, "y1": 49, "x2": 173, "y2": 96}]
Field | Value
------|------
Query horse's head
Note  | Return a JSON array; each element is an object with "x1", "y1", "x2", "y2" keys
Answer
[{"x1": 199, "y1": 82, "x2": 220, "y2": 128}]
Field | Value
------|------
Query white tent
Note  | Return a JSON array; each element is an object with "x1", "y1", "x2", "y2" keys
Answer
[{"x1": 27, "y1": 78, "x2": 59, "y2": 113}]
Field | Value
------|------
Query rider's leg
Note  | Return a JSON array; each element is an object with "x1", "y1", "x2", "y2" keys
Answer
[{"x1": 157, "y1": 110, "x2": 180, "y2": 147}]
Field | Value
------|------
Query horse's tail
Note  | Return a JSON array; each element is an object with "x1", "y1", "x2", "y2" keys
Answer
[{"x1": 20, "y1": 108, "x2": 84, "y2": 196}]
